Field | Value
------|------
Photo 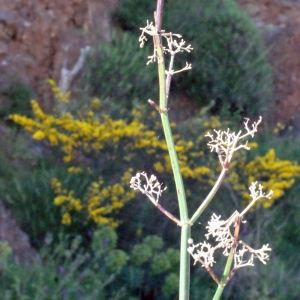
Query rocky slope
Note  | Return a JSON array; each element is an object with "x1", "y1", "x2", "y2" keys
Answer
[
  {"x1": 0, "y1": 0, "x2": 118, "y2": 108},
  {"x1": 0, "y1": 201, "x2": 39, "y2": 264},
  {"x1": 237, "y1": 0, "x2": 300, "y2": 129}
]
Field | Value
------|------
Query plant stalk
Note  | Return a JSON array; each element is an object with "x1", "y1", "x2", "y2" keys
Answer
[{"x1": 154, "y1": 2, "x2": 190, "y2": 299}]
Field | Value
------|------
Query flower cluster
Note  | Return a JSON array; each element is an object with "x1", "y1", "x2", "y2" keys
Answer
[
  {"x1": 188, "y1": 212, "x2": 271, "y2": 268},
  {"x1": 130, "y1": 172, "x2": 167, "y2": 205},
  {"x1": 52, "y1": 169, "x2": 136, "y2": 227},
  {"x1": 51, "y1": 178, "x2": 83, "y2": 225},
  {"x1": 240, "y1": 182, "x2": 273, "y2": 215},
  {"x1": 205, "y1": 117, "x2": 262, "y2": 167},
  {"x1": 10, "y1": 99, "x2": 165, "y2": 163},
  {"x1": 188, "y1": 182, "x2": 272, "y2": 277},
  {"x1": 244, "y1": 149, "x2": 300, "y2": 206},
  {"x1": 139, "y1": 20, "x2": 192, "y2": 73},
  {"x1": 47, "y1": 79, "x2": 70, "y2": 104}
]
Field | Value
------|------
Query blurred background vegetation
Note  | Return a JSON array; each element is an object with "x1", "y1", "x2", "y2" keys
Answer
[{"x1": 0, "y1": 0, "x2": 299, "y2": 299}]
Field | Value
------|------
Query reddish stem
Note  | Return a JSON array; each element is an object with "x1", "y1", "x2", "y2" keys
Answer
[{"x1": 155, "y1": 0, "x2": 164, "y2": 32}]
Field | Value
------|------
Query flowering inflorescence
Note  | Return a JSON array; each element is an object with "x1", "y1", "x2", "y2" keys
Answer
[
  {"x1": 205, "y1": 117, "x2": 262, "y2": 168},
  {"x1": 188, "y1": 182, "x2": 272, "y2": 283},
  {"x1": 139, "y1": 20, "x2": 192, "y2": 73},
  {"x1": 130, "y1": 172, "x2": 167, "y2": 205},
  {"x1": 241, "y1": 181, "x2": 273, "y2": 216},
  {"x1": 188, "y1": 215, "x2": 271, "y2": 268}
]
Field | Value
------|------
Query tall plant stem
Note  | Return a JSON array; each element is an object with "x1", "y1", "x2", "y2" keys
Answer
[
  {"x1": 180, "y1": 224, "x2": 191, "y2": 299},
  {"x1": 154, "y1": 2, "x2": 190, "y2": 299}
]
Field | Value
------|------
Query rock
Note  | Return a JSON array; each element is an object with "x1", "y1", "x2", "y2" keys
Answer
[
  {"x1": 236, "y1": 0, "x2": 300, "y2": 129},
  {"x1": 0, "y1": 201, "x2": 40, "y2": 265},
  {"x1": 0, "y1": 0, "x2": 119, "y2": 108}
]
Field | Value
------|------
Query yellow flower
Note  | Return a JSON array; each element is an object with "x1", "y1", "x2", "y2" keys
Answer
[
  {"x1": 33, "y1": 130, "x2": 45, "y2": 140},
  {"x1": 91, "y1": 98, "x2": 101, "y2": 109},
  {"x1": 54, "y1": 195, "x2": 68, "y2": 205},
  {"x1": 62, "y1": 212, "x2": 71, "y2": 225},
  {"x1": 67, "y1": 167, "x2": 82, "y2": 174},
  {"x1": 63, "y1": 155, "x2": 73, "y2": 163}
]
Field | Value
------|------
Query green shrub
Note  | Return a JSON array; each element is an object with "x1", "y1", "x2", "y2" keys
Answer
[
  {"x1": 84, "y1": 32, "x2": 157, "y2": 109},
  {"x1": 1, "y1": 166, "x2": 67, "y2": 241},
  {"x1": 123, "y1": 235, "x2": 181, "y2": 299},
  {"x1": 112, "y1": 0, "x2": 155, "y2": 32},
  {"x1": 0, "y1": 227, "x2": 128, "y2": 300},
  {"x1": 151, "y1": 253, "x2": 171, "y2": 275},
  {"x1": 130, "y1": 243, "x2": 153, "y2": 266},
  {"x1": 92, "y1": 225, "x2": 118, "y2": 251},
  {"x1": 162, "y1": 272, "x2": 180, "y2": 298},
  {"x1": 0, "y1": 83, "x2": 33, "y2": 124},
  {"x1": 0, "y1": 227, "x2": 186, "y2": 300},
  {"x1": 0, "y1": 127, "x2": 40, "y2": 182},
  {"x1": 104, "y1": 249, "x2": 129, "y2": 273}
]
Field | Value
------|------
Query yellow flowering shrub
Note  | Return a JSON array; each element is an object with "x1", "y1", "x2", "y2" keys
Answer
[
  {"x1": 244, "y1": 149, "x2": 300, "y2": 207},
  {"x1": 11, "y1": 101, "x2": 168, "y2": 164},
  {"x1": 9, "y1": 81, "x2": 300, "y2": 224},
  {"x1": 51, "y1": 169, "x2": 135, "y2": 227},
  {"x1": 47, "y1": 79, "x2": 70, "y2": 104},
  {"x1": 9, "y1": 82, "x2": 218, "y2": 187},
  {"x1": 229, "y1": 149, "x2": 300, "y2": 208}
]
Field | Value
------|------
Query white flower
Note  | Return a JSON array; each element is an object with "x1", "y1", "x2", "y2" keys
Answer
[
  {"x1": 189, "y1": 182, "x2": 272, "y2": 272},
  {"x1": 205, "y1": 117, "x2": 262, "y2": 167},
  {"x1": 130, "y1": 172, "x2": 167, "y2": 204}
]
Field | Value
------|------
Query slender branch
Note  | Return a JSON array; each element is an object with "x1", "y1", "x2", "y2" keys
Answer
[
  {"x1": 226, "y1": 267, "x2": 238, "y2": 285},
  {"x1": 148, "y1": 99, "x2": 168, "y2": 113},
  {"x1": 212, "y1": 247, "x2": 233, "y2": 300},
  {"x1": 205, "y1": 266, "x2": 220, "y2": 285},
  {"x1": 165, "y1": 54, "x2": 175, "y2": 105},
  {"x1": 190, "y1": 167, "x2": 228, "y2": 224},
  {"x1": 155, "y1": 203, "x2": 181, "y2": 225}
]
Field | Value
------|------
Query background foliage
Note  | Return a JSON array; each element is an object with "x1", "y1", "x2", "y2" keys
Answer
[
  {"x1": 85, "y1": 32, "x2": 157, "y2": 110},
  {"x1": 0, "y1": 0, "x2": 299, "y2": 299}
]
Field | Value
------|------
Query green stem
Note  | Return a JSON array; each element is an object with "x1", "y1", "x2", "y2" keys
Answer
[
  {"x1": 190, "y1": 168, "x2": 228, "y2": 224},
  {"x1": 212, "y1": 248, "x2": 234, "y2": 300},
  {"x1": 154, "y1": 6, "x2": 190, "y2": 299},
  {"x1": 159, "y1": 76, "x2": 190, "y2": 300},
  {"x1": 179, "y1": 224, "x2": 191, "y2": 299},
  {"x1": 154, "y1": 12, "x2": 189, "y2": 230},
  {"x1": 157, "y1": 44, "x2": 190, "y2": 300}
]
